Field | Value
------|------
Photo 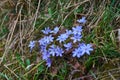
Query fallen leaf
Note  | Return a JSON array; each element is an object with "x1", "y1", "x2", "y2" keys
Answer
[
  {"x1": 0, "y1": 48, "x2": 3, "y2": 51},
  {"x1": 51, "y1": 67, "x2": 58, "y2": 76}
]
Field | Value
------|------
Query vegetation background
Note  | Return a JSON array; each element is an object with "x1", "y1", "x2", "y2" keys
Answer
[{"x1": 0, "y1": 0, "x2": 120, "y2": 80}]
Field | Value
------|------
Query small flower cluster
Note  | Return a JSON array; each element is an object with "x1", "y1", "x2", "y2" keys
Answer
[{"x1": 28, "y1": 17, "x2": 93, "y2": 67}]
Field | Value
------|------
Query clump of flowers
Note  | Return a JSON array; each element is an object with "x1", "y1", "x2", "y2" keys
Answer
[{"x1": 28, "y1": 17, "x2": 93, "y2": 67}]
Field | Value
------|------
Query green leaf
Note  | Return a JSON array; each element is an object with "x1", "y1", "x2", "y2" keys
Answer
[
  {"x1": 38, "y1": 65, "x2": 45, "y2": 73},
  {"x1": 48, "y1": 8, "x2": 53, "y2": 17},
  {"x1": 16, "y1": 53, "x2": 25, "y2": 68},
  {"x1": 26, "y1": 59, "x2": 31, "y2": 66}
]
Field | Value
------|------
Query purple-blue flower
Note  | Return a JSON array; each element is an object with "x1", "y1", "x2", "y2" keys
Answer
[
  {"x1": 64, "y1": 43, "x2": 72, "y2": 51},
  {"x1": 57, "y1": 33, "x2": 69, "y2": 43},
  {"x1": 45, "y1": 35, "x2": 54, "y2": 43},
  {"x1": 78, "y1": 43, "x2": 93, "y2": 55},
  {"x1": 71, "y1": 34, "x2": 82, "y2": 43},
  {"x1": 49, "y1": 44, "x2": 56, "y2": 56},
  {"x1": 72, "y1": 26, "x2": 82, "y2": 35},
  {"x1": 46, "y1": 58, "x2": 52, "y2": 67},
  {"x1": 41, "y1": 27, "x2": 51, "y2": 34},
  {"x1": 51, "y1": 26, "x2": 59, "y2": 34},
  {"x1": 39, "y1": 45, "x2": 47, "y2": 52},
  {"x1": 72, "y1": 48, "x2": 83, "y2": 58},
  {"x1": 55, "y1": 46, "x2": 64, "y2": 57},
  {"x1": 28, "y1": 41, "x2": 35, "y2": 51},
  {"x1": 77, "y1": 17, "x2": 86, "y2": 24},
  {"x1": 42, "y1": 50, "x2": 50, "y2": 60},
  {"x1": 48, "y1": 45, "x2": 64, "y2": 57},
  {"x1": 65, "y1": 29, "x2": 72, "y2": 36},
  {"x1": 38, "y1": 35, "x2": 54, "y2": 46},
  {"x1": 38, "y1": 38, "x2": 47, "y2": 46},
  {"x1": 72, "y1": 43, "x2": 93, "y2": 58}
]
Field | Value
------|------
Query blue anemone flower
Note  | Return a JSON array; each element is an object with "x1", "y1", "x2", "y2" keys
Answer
[
  {"x1": 38, "y1": 38, "x2": 47, "y2": 46},
  {"x1": 41, "y1": 27, "x2": 51, "y2": 34},
  {"x1": 72, "y1": 26, "x2": 82, "y2": 35},
  {"x1": 42, "y1": 50, "x2": 50, "y2": 60},
  {"x1": 49, "y1": 45, "x2": 64, "y2": 57},
  {"x1": 57, "y1": 33, "x2": 69, "y2": 43},
  {"x1": 65, "y1": 29, "x2": 72, "y2": 36},
  {"x1": 78, "y1": 43, "x2": 93, "y2": 55},
  {"x1": 45, "y1": 35, "x2": 54, "y2": 43},
  {"x1": 28, "y1": 41, "x2": 35, "y2": 52},
  {"x1": 72, "y1": 43, "x2": 93, "y2": 58},
  {"x1": 77, "y1": 17, "x2": 86, "y2": 24},
  {"x1": 38, "y1": 35, "x2": 54, "y2": 46},
  {"x1": 40, "y1": 45, "x2": 47, "y2": 52},
  {"x1": 71, "y1": 34, "x2": 82, "y2": 43},
  {"x1": 51, "y1": 26, "x2": 59, "y2": 34},
  {"x1": 55, "y1": 46, "x2": 64, "y2": 57},
  {"x1": 72, "y1": 48, "x2": 83, "y2": 58},
  {"x1": 64, "y1": 43, "x2": 72, "y2": 51},
  {"x1": 46, "y1": 58, "x2": 52, "y2": 67},
  {"x1": 49, "y1": 44, "x2": 56, "y2": 56}
]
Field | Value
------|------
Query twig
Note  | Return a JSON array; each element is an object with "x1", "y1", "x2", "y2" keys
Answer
[
  {"x1": 23, "y1": 60, "x2": 44, "y2": 76},
  {"x1": 108, "y1": 72, "x2": 116, "y2": 80},
  {"x1": 4, "y1": 64, "x2": 19, "y2": 78}
]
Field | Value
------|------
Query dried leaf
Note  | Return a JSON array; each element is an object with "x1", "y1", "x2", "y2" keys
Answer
[
  {"x1": 0, "y1": 48, "x2": 3, "y2": 51},
  {"x1": 73, "y1": 62, "x2": 80, "y2": 69},
  {"x1": 51, "y1": 67, "x2": 58, "y2": 76}
]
